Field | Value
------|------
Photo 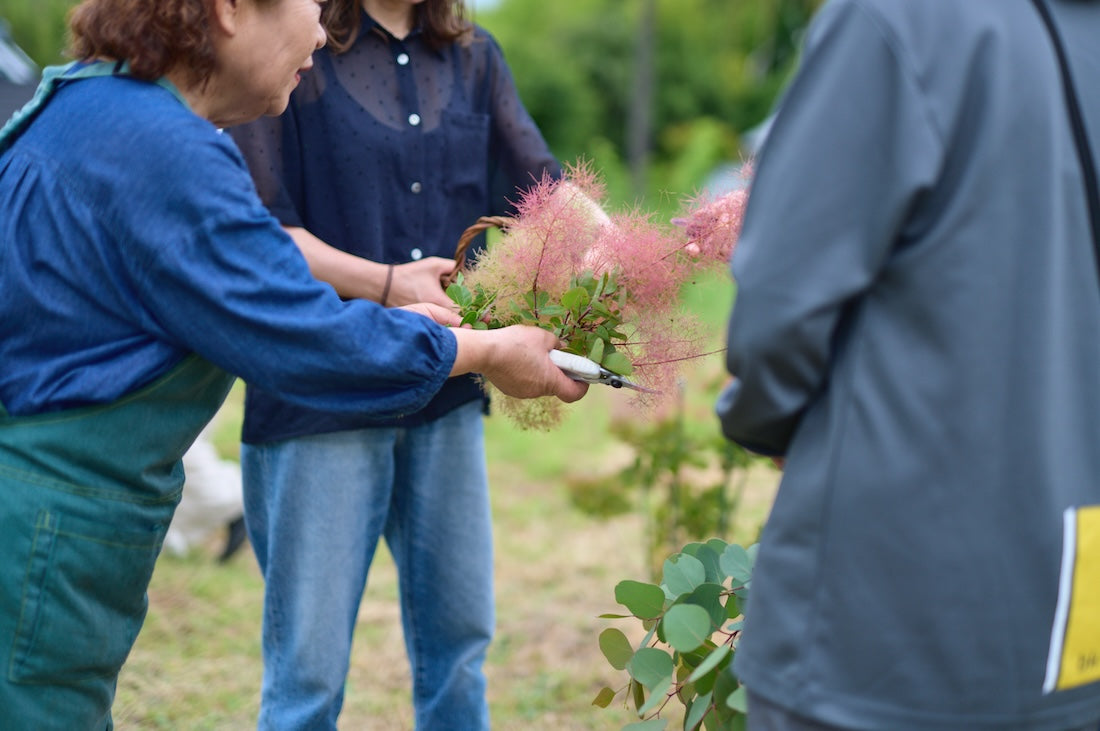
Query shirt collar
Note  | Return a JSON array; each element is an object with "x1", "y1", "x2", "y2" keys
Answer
[{"x1": 359, "y1": 7, "x2": 433, "y2": 49}]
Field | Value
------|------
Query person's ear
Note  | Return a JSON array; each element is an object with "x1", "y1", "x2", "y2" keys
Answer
[{"x1": 210, "y1": 0, "x2": 242, "y2": 36}]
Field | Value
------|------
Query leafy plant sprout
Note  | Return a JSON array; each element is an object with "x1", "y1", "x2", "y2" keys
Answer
[
  {"x1": 446, "y1": 160, "x2": 750, "y2": 429},
  {"x1": 595, "y1": 539, "x2": 757, "y2": 730}
]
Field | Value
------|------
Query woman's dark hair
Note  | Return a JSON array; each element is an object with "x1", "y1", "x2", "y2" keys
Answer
[
  {"x1": 324, "y1": 0, "x2": 472, "y2": 55},
  {"x1": 68, "y1": 0, "x2": 275, "y2": 84}
]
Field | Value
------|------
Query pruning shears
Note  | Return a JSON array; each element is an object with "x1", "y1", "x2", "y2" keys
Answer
[{"x1": 549, "y1": 350, "x2": 658, "y2": 393}]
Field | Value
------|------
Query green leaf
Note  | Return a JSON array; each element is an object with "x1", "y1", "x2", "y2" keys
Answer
[
  {"x1": 685, "y1": 690, "x2": 713, "y2": 731},
  {"x1": 591, "y1": 686, "x2": 617, "y2": 708},
  {"x1": 601, "y1": 351, "x2": 634, "y2": 376},
  {"x1": 726, "y1": 685, "x2": 748, "y2": 713},
  {"x1": 446, "y1": 283, "x2": 473, "y2": 308},
  {"x1": 631, "y1": 678, "x2": 646, "y2": 710},
  {"x1": 719, "y1": 544, "x2": 754, "y2": 585},
  {"x1": 561, "y1": 286, "x2": 590, "y2": 313},
  {"x1": 706, "y1": 538, "x2": 729, "y2": 555},
  {"x1": 623, "y1": 720, "x2": 667, "y2": 731},
  {"x1": 663, "y1": 553, "x2": 706, "y2": 597},
  {"x1": 539, "y1": 304, "x2": 567, "y2": 317},
  {"x1": 663, "y1": 604, "x2": 712, "y2": 653},
  {"x1": 627, "y1": 648, "x2": 674, "y2": 690},
  {"x1": 591, "y1": 300, "x2": 615, "y2": 319},
  {"x1": 592, "y1": 271, "x2": 609, "y2": 300},
  {"x1": 588, "y1": 337, "x2": 605, "y2": 364},
  {"x1": 615, "y1": 580, "x2": 666, "y2": 619},
  {"x1": 683, "y1": 543, "x2": 723, "y2": 584},
  {"x1": 684, "y1": 582, "x2": 727, "y2": 630},
  {"x1": 686, "y1": 643, "x2": 731, "y2": 683},
  {"x1": 598, "y1": 628, "x2": 634, "y2": 670},
  {"x1": 637, "y1": 674, "x2": 673, "y2": 716}
]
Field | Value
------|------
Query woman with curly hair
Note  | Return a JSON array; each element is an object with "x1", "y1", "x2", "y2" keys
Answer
[{"x1": 0, "y1": 0, "x2": 585, "y2": 726}]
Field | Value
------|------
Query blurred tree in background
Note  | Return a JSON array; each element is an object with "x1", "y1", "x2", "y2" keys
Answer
[
  {"x1": 0, "y1": 0, "x2": 822, "y2": 204},
  {"x1": 0, "y1": 0, "x2": 72, "y2": 67}
]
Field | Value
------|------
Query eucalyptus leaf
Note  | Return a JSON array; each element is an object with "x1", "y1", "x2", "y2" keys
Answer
[
  {"x1": 663, "y1": 604, "x2": 712, "y2": 653},
  {"x1": 592, "y1": 686, "x2": 617, "y2": 708},
  {"x1": 637, "y1": 674, "x2": 673, "y2": 716},
  {"x1": 598, "y1": 628, "x2": 634, "y2": 670},
  {"x1": 683, "y1": 582, "x2": 726, "y2": 630},
  {"x1": 663, "y1": 553, "x2": 706, "y2": 596},
  {"x1": 627, "y1": 647, "x2": 674, "y2": 690},
  {"x1": 683, "y1": 543, "x2": 723, "y2": 584},
  {"x1": 685, "y1": 690, "x2": 714, "y2": 731},
  {"x1": 686, "y1": 643, "x2": 731, "y2": 683},
  {"x1": 623, "y1": 720, "x2": 667, "y2": 731},
  {"x1": 719, "y1": 544, "x2": 754, "y2": 585},
  {"x1": 726, "y1": 685, "x2": 748, "y2": 713},
  {"x1": 615, "y1": 580, "x2": 666, "y2": 619}
]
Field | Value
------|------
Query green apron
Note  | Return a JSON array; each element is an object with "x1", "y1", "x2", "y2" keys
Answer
[{"x1": 0, "y1": 63, "x2": 236, "y2": 729}]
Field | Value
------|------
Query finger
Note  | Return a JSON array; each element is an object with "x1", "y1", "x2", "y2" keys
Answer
[{"x1": 555, "y1": 378, "x2": 589, "y2": 403}]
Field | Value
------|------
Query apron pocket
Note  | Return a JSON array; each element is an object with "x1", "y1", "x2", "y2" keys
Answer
[{"x1": 8, "y1": 508, "x2": 162, "y2": 684}]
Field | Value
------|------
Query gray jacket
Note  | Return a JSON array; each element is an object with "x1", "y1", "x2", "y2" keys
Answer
[{"x1": 717, "y1": 0, "x2": 1100, "y2": 728}]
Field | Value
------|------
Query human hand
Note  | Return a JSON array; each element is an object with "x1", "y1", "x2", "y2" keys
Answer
[
  {"x1": 399, "y1": 302, "x2": 462, "y2": 327},
  {"x1": 450, "y1": 325, "x2": 589, "y2": 402},
  {"x1": 387, "y1": 257, "x2": 459, "y2": 309}
]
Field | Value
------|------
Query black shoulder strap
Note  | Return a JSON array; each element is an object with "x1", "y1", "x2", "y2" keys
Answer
[{"x1": 1030, "y1": 0, "x2": 1100, "y2": 257}]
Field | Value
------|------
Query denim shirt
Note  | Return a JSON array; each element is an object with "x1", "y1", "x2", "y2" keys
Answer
[
  {"x1": 0, "y1": 70, "x2": 454, "y2": 420},
  {"x1": 229, "y1": 14, "x2": 560, "y2": 442}
]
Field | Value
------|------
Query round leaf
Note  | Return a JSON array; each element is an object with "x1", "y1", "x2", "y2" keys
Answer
[
  {"x1": 663, "y1": 553, "x2": 706, "y2": 596},
  {"x1": 684, "y1": 582, "x2": 727, "y2": 630},
  {"x1": 615, "y1": 580, "x2": 666, "y2": 618},
  {"x1": 598, "y1": 628, "x2": 634, "y2": 670},
  {"x1": 627, "y1": 647, "x2": 674, "y2": 690},
  {"x1": 683, "y1": 543, "x2": 723, "y2": 583},
  {"x1": 663, "y1": 604, "x2": 712, "y2": 653},
  {"x1": 720, "y1": 543, "x2": 754, "y2": 585}
]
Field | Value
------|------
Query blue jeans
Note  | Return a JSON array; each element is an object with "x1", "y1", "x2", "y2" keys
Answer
[{"x1": 242, "y1": 401, "x2": 492, "y2": 730}]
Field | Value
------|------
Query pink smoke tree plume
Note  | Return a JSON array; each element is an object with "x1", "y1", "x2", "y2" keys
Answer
[{"x1": 446, "y1": 159, "x2": 751, "y2": 430}]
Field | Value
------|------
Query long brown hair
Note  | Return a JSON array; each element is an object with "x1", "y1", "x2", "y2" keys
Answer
[
  {"x1": 67, "y1": 0, "x2": 276, "y2": 85},
  {"x1": 323, "y1": 0, "x2": 472, "y2": 55}
]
